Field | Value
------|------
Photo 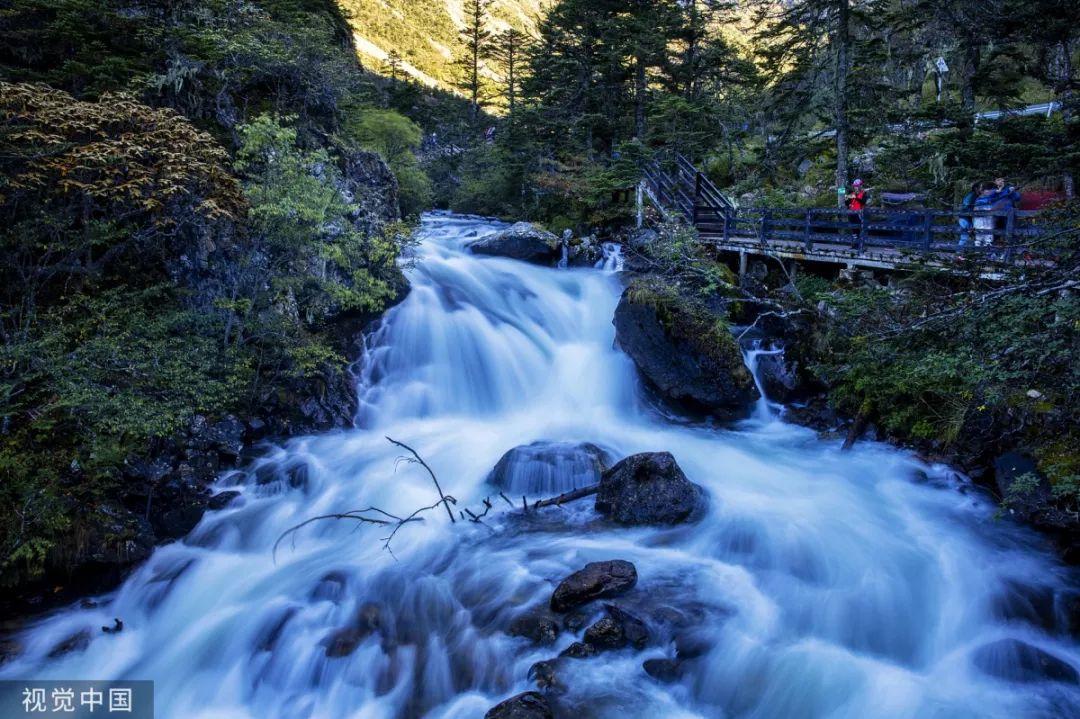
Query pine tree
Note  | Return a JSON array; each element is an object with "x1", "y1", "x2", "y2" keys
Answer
[
  {"x1": 455, "y1": 0, "x2": 493, "y2": 123},
  {"x1": 490, "y1": 28, "x2": 527, "y2": 114},
  {"x1": 382, "y1": 50, "x2": 403, "y2": 83}
]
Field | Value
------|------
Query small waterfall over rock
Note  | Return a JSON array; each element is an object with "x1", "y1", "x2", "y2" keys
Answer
[
  {"x1": 3, "y1": 212, "x2": 1078, "y2": 719},
  {"x1": 742, "y1": 338, "x2": 787, "y2": 421}
]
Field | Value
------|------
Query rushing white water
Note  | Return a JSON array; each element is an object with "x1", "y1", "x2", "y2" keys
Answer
[{"x1": 5, "y1": 212, "x2": 1080, "y2": 719}]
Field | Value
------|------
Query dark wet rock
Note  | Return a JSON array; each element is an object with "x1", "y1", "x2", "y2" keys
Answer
[
  {"x1": 0, "y1": 638, "x2": 22, "y2": 666},
  {"x1": 603, "y1": 604, "x2": 649, "y2": 649},
  {"x1": 613, "y1": 278, "x2": 756, "y2": 419},
  {"x1": 528, "y1": 659, "x2": 561, "y2": 689},
  {"x1": 595, "y1": 452, "x2": 704, "y2": 525},
  {"x1": 310, "y1": 572, "x2": 348, "y2": 602},
  {"x1": 559, "y1": 641, "x2": 598, "y2": 659},
  {"x1": 323, "y1": 603, "x2": 382, "y2": 658},
  {"x1": 991, "y1": 580, "x2": 1057, "y2": 632},
  {"x1": 994, "y1": 453, "x2": 1052, "y2": 522},
  {"x1": 643, "y1": 657, "x2": 682, "y2": 682},
  {"x1": 207, "y1": 491, "x2": 240, "y2": 510},
  {"x1": 731, "y1": 303, "x2": 822, "y2": 404},
  {"x1": 583, "y1": 617, "x2": 627, "y2": 650},
  {"x1": 48, "y1": 628, "x2": 91, "y2": 658},
  {"x1": 488, "y1": 441, "x2": 611, "y2": 495},
  {"x1": 484, "y1": 691, "x2": 554, "y2": 719},
  {"x1": 674, "y1": 633, "x2": 713, "y2": 661},
  {"x1": 972, "y1": 639, "x2": 1078, "y2": 684},
  {"x1": 563, "y1": 233, "x2": 606, "y2": 267},
  {"x1": 562, "y1": 611, "x2": 590, "y2": 633},
  {"x1": 101, "y1": 618, "x2": 123, "y2": 634},
  {"x1": 157, "y1": 501, "x2": 207, "y2": 538},
  {"x1": 509, "y1": 611, "x2": 560, "y2": 646},
  {"x1": 206, "y1": 415, "x2": 244, "y2": 458},
  {"x1": 550, "y1": 560, "x2": 638, "y2": 612},
  {"x1": 1063, "y1": 591, "x2": 1080, "y2": 636},
  {"x1": 254, "y1": 608, "x2": 296, "y2": 653},
  {"x1": 470, "y1": 222, "x2": 560, "y2": 265}
]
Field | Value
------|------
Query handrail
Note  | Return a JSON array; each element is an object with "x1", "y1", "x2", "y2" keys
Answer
[{"x1": 641, "y1": 154, "x2": 1053, "y2": 264}]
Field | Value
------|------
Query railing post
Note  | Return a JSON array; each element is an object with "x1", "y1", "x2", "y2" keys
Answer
[
  {"x1": 692, "y1": 173, "x2": 701, "y2": 225},
  {"x1": 723, "y1": 212, "x2": 731, "y2": 243},
  {"x1": 803, "y1": 209, "x2": 812, "y2": 251},
  {"x1": 759, "y1": 210, "x2": 770, "y2": 244},
  {"x1": 1004, "y1": 207, "x2": 1016, "y2": 262},
  {"x1": 922, "y1": 212, "x2": 934, "y2": 254},
  {"x1": 858, "y1": 211, "x2": 868, "y2": 252}
]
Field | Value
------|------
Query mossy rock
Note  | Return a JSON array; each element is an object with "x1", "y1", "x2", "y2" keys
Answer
[{"x1": 614, "y1": 277, "x2": 756, "y2": 418}]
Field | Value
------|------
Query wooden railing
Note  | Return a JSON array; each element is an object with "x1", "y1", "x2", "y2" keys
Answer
[
  {"x1": 708, "y1": 206, "x2": 1044, "y2": 261},
  {"x1": 642, "y1": 152, "x2": 734, "y2": 225},
  {"x1": 642, "y1": 154, "x2": 1056, "y2": 264}
]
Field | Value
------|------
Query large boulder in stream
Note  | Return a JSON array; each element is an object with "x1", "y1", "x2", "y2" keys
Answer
[
  {"x1": 613, "y1": 277, "x2": 756, "y2": 419},
  {"x1": 550, "y1": 560, "x2": 638, "y2": 612},
  {"x1": 487, "y1": 441, "x2": 612, "y2": 495},
  {"x1": 596, "y1": 452, "x2": 704, "y2": 525},
  {"x1": 485, "y1": 692, "x2": 554, "y2": 719},
  {"x1": 470, "y1": 222, "x2": 561, "y2": 265}
]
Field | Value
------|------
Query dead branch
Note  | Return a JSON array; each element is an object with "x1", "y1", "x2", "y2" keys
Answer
[
  {"x1": 272, "y1": 441, "x2": 603, "y2": 563},
  {"x1": 386, "y1": 436, "x2": 457, "y2": 523},
  {"x1": 529, "y1": 484, "x2": 599, "y2": 510}
]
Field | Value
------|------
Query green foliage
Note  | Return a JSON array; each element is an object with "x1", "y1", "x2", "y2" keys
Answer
[
  {"x1": 342, "y1": 107, "x2": 432, "y2": 216},
  {"x1": 0, "y1": 1, "x2": 416, "y2": 585}
]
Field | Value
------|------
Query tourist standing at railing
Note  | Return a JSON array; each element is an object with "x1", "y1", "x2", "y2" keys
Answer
[
  {"x1": 845, "y1": 179, "x2": 867, "y2": 243},
  {"x1": 957, "y1": 181, "x2": 980, "y2": 246},
  {"x1": 972, "y1": 182, "x2": 999, "y2": 246}
]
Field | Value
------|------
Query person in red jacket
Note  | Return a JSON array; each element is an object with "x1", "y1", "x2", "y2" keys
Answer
[{"x1": 845, "y1": 178, "x2": 867, "y2": 243}]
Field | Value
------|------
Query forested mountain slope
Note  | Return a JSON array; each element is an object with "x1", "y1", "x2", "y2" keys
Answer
[{"x1": 341, "y1": 0, "x2": 554, "y2": 92}]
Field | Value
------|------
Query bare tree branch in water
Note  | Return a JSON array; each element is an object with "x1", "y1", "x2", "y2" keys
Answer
[
  {"x1": 387, "y1": 436, "x2": 457, "y2": 523},
  {"x1": 273, "y1": 438, "x2": 601, "y2": 560}
]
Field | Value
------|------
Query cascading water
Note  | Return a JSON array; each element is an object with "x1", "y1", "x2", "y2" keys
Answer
[
  {"x1": 4, "y1": 212, "x2": 1079, "y2": 719},
  {"x1": 742, "y1": 339, "x2": 786, "y2": 422}
]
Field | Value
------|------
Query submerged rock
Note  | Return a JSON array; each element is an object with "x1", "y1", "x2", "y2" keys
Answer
[
  {"x1": 484, "y1": 691, "x2": 554, "y2": 719},
  {"x1": 613, "y1": 278, "x2": 756, "y2": 419},
  {"x1": 509, "y1": 611, "x2": 560, "y2": 646},
  {"x1": 559, "y1": 641, "x2": 599, "y2": 659},
  {"x1": 488, "y1": 441, "x2": 611, "y2": 495},
  {"x1": 550, "y1": 560, "x2": 638, "y2": 612},
  {"x1": 323, "y1": 602, "x2": 382, "y2": 658},
  {"x1": 528, "y1": 659, "x2": 561, "y2": 689},
  {"x1": 595, "y1": 452, "x2": 704, "y2": 525},
  {"x1": 642, "y1": 657, "x2": 682, "y2": 682},
  {"x1": 603, "y1": 603, "x2": 650, "y2": 648},
  {"x1": 582, "y1": 616, "x2": 627, "y2": 650},
  {"x1": 470, "y1": 222, "x2": 560, "y2": 264},
  {"x1": 972, "y1": 639, "x2": 1078, "y2": 684}
]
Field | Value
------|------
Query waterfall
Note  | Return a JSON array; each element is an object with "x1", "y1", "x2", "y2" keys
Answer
[
  {"x1": 3, "y1": 212, "x2": 1077, "y2": 719},
  {"x1": 596, "y1": 242, "x2": 625, "y2": 273},
  {"x1": 743, "y1": 338, "x2": 786, "y2": 422}
]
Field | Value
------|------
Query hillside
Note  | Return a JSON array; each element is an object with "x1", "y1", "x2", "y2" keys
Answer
[{"x1": 340, "y1": 0, "x2": 553, "y2": 92}]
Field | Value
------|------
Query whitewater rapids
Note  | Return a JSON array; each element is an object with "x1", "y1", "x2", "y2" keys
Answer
[{"x1": 3, "y1": 212, "x2": 1078, "y2": 718}]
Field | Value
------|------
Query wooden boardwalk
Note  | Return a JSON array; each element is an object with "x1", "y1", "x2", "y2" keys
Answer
[{"x1": 642, "y1": 153, "x2": 1050, "y2": 272}]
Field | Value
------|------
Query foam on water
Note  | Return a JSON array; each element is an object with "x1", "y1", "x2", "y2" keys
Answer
[{"x1": 4, "y1": 212, "x2": 1079, "y2": 718}]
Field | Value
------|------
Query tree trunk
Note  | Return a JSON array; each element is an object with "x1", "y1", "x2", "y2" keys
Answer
[
  {"x1": 1058, "y1": 40, "x2": 1074, "y2": 198},
  {"x1": 960, "y1": 37, "x2": 980, "y2": 115},
  {"x1": 508, "y1": 42, "x2": 516, "y2": 114},
  {"x1": 834, "y1": 0, "x2": 851, "y2": 207},
  {"x1": 635, "y1": 52, "x2": 647, "y2": 141}
]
